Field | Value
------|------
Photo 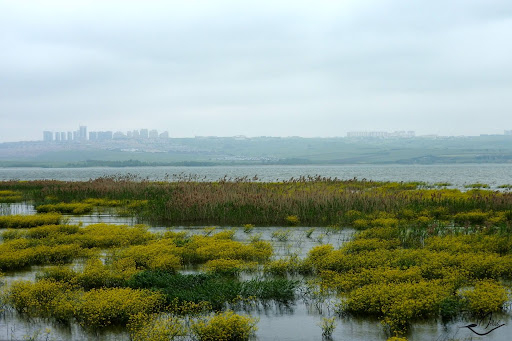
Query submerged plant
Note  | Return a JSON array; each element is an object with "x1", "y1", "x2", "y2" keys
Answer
[
  {"x1": 248, "y1": 233, "x2": 262, "y2": 243},
  {"x1": 306, "y1": 228, "x2": 315, "y2": 238},
  {"x1": 203, "y1": 226, "x2": 217, "y2": 236},
  {"x1": 243, "y1": 224, "x2": 255, "y2": 233},
  {"x1": 271, "y1": 229, "x2": 291, "y2": 242},
  {"x1": 318, "y1": 316, "x2": 336, "y2": 339}
]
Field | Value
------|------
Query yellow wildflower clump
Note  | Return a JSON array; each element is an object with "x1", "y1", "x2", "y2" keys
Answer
[
  {"x1": 191, "y1": 310, "x2": 258, "y2": 341},
  {"x1": 128, "y1": 313, "x2": 185, "y2": 341},
  {"x1": 285, "y1": 215, "x2": 300, "y2": 226},
  {"x1": 344, "y1": 280, "x2": 452, "y2": 335},
  {"x1": 7, "y1": 279, "x2": 78, "y2": 321},
  {"x1": 0, "y1": 213, "x2": 62, "y2": 229},
  {"x1": 41, "y1": 258, "x2": 139, "y2": 289},
  {"x1": 0, "y1": 190, "x2": 23, "y2": 202},
  {"x1": 263, "y1": 255, "x2": 307, "y2": 276},
  {"x1": 83, "y1": 198, "x2": 123, "y2": 207},
  {"x1": 74, "y1": 287, "x2": 164, "y2": 328},
  {"x1": 0, "y1": 241, "x2": 83, "y2": 271},
  {"x1": 2, "y1": 224, "x2": 80, "y2": 240},
  {"x1": 461, "y1": 280, "x2": 509, "y2": 315},
  {"x1": 318, "y1": 267, "x2": 423, "y2": 293},
  {"x1": 75, "y1": 224, "x2": 153, "y2": 248},
  {"x1": 120, "y1": 239, "x2": 182, "y2": 272},
  {"x1": 183, "y1": 235, "x2": 272, "y2": 264},
  {"x1": 7, "y1": 280, "x2": 165, "y2": 329},
  {"x1": 202, "y1": 259, "x2": 248, "y2": 276},
  {"x1": 36, "y1": 202, "x2": 93, "y2": 215},
  {"x1": 371, "y1": 217, "x2": 399, "y2": 228}
]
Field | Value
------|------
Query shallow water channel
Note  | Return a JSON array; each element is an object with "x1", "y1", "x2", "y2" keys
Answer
[{"x1": 1, "y1": 203, "x2": 512, "y2": 340}]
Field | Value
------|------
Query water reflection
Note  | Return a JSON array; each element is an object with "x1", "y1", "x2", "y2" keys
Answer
[
  {"x1": 0, "y1": 311, "x2": 130, "y2": 341},
  {"x1": 0, "y1": 203, "x2": 36, "y2": 216}
]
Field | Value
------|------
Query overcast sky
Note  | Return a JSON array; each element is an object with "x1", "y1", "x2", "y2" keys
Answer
[{"x1": 1, "y1": 0, "x2": 511, "y2": 142}]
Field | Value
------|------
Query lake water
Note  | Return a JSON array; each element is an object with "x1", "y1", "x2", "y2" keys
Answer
[{"x1": 1, "y1": 164, "x2": 512, "y2": 189}]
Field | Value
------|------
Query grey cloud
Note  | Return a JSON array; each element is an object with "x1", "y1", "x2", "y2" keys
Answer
[{"x1": 1, "y1": 0, "x2": 512, "y2": 141}]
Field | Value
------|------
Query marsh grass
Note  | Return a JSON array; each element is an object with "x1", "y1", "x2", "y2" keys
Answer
[
  {"x1": 126, "y1": 271, "x2": 298, "y2": 310},
  {"x1": 0, "y1": 190, "x2": 23, "y2": 203},
  {"x1": 3, "y1": 177, "x2": 511, "y2": 227}
]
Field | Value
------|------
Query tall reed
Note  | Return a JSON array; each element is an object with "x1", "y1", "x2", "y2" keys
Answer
[{"x1": 2, "y1": 177, "x2": 511, "y2": 226}]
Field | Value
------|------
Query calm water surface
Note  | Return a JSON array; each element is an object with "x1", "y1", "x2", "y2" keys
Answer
[{"x1": 1, "y1": 164, "x2": 512, "y2": 189}]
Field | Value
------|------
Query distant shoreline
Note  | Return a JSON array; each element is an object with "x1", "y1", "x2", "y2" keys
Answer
[{"x1": 1, "y1": 160, "x2": 512, "y2": 169}]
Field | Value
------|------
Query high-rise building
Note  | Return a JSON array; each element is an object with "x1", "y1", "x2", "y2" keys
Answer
[
  {"x1": 60, "y1": 132, "x2": 66, "y2": 141},
  {"x1": 89, "y1": 131, "x2": 113, "y2": 141},
  {"x1": 132, "y1": 130, "x2": 140, "y2": 138},
  {"x1": 97, "y1": 131, "x2": 113, "y2": 140},
  {"x1": 347, "y1": 131, "x2": 415, "y2": 138},
  {"x1": 149, "y1": 129, "x2": 158, "y2": 138},
  {"x1": 55, "y1": 133, "x2": 61, "y2": 142},
  {"x1": 113, "y1": 131, "x2": 126, "y2": 139},
  {"x1": 159, "y1": 131, "x2": 169, "y2": 139},
  {"x1": 43, "y1": 131, "x2": 53, "y2": 142},
  {"x1": 79, "y1": 126, "x2": 87, "y2": 140},
  {"x1": 347, "y1": 131, "x2": 388, "y2": 138},
  {"x1": 67, "y1": 132, "x2": 73, "y2": 141},
  {"x1": 140, "y1": 129, "x2": 149, "y2": 139}
]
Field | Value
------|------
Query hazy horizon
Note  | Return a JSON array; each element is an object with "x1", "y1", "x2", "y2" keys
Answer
[
  {"x1": 1, "y1": 0, "x2": 512, "y2": 143},
  {"x1": 2, "y1": 128, "x2": 512, "y2": 144}
]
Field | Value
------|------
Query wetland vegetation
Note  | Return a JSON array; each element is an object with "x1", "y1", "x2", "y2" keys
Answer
[{"x1": 1, "y1": 177, "x2": 512, "y2": 340}]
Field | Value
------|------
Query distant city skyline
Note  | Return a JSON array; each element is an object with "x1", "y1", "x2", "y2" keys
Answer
[
  {"x1": 2, "y1": 126, "x2": 512, "y2": 143},
  {"x1": 9, "y1": 126, "x2": 510, "y2": 144},
  {"x1": 40, "y1": 125, "x2": 170, "y2": 142}
]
